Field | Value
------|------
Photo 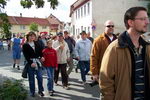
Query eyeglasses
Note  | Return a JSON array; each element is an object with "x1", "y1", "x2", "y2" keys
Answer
[
  {"x1": 106, "y1": 25, "x2": 114, "y2": 28},
  {"x1": 134, "y1": 17, "x2": 149, "y2": 21}
]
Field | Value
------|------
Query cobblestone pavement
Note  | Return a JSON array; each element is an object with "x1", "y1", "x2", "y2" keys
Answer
[{"x1": 0, "y1": 48, "x2": 100, "y2": 100}]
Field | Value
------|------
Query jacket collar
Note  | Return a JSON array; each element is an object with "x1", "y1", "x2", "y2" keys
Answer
[{"x1": 118, "y1": 31, "x2": 149, "y2": 48}]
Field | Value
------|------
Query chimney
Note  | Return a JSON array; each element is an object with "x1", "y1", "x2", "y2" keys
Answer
[{"x1": 20, "y1": 13, "x2": 22, "y2": 17}]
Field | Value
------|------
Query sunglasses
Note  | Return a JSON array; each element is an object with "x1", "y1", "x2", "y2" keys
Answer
[{"x1": 106, "y1": 25, "x2": 114, "y2": 28}]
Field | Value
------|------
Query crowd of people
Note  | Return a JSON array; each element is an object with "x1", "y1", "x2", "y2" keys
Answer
[
  {"x1": 4, "y1": 6, "x2": 150, "y2": 100},
  {"x1": 14, "y1": 30, "x2": 93, "y2": 97}
]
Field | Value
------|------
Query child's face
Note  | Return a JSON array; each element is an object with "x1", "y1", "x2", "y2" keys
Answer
[{"x1": 47, "y1": 42, "x2": 52, "y2": 48}]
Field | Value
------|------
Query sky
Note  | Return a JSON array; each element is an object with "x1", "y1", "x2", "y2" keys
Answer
[{"x1": 4, "y1": 0, "x2": 76, "y2": 22}]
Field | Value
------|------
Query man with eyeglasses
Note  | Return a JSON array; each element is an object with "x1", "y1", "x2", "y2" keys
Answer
[
  {"x1": 99, "y1": 7, "x2": 150, "y2": 100},
  {"x1": 90, "y1": 20, "x2": 117, "y2": 83}
]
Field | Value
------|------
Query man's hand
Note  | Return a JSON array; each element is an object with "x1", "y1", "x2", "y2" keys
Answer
[
  {"x1": 59, "y1": 44, "x2": 65, "y2": 50},
  {"x1": 92, "y1": 75, "x2": 99, "y2": 82},
  {"x1": 41, "y1": 57, "x2": 45, "y2": 62}
]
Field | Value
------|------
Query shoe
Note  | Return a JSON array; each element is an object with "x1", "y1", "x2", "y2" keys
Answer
[
  {"x1": 55, "y1": 83, "x2": 58, "y2": 86},
  {"x1": 17, "y1": 66, "x2": 20, "y2": 70},
  {"x1": 75, "y1": 68, "x2": 78, "y2": 73},
  {"x1": 63, "y1": 86, "x2": 69, "y2": 90},
  {"x1": 49, "y1": 91, "x2": 54, "y2": 96},
  {"x1": 38, "y1": 91, "x2": 44, "y2": 97},
  {"x1": 30, "y1": 93, "x2": 35, "y2": 97},
  {"x1": 82, "y1": 81, "x2": 86, "y2": 85},
  {"x1": 13, "y1": 64, "x2": 15, "y2": 68}
]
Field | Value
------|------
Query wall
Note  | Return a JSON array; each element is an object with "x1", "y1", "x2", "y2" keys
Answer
[{"x1": 92, "y1": 0, "x2": 149, "y2": 37}]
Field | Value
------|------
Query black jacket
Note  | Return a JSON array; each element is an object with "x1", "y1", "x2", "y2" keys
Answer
[{"x1": 22, "y1": 41, "x2": 43, "y2": 65}]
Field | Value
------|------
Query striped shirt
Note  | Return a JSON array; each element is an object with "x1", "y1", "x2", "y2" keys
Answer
[{"x1": 134, "y1": 47, "x2": 145, "y2": 100}]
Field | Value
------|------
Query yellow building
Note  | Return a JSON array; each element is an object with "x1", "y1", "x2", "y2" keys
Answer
[{"x1": 0, "y1": 14, "x2": 64, "y2": 37}]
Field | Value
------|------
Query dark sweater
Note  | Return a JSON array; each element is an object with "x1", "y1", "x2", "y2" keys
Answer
[{"x1": 22, "y1": 41, "x2": 43, "y2": 65}]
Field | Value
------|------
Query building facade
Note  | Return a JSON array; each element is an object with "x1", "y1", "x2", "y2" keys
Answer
[
  {"x1": 70, "y1": 0, "x2": 92, "y2": 37},
  {"x1": 70, "y1": 0, "x2": 149, "y2": 38},
  {"x1": 92, "y1": 0, "x2": 149, "y2": 37},
  {"x1": 0, "y1": 14, "x2": 63, "y2": 38}
]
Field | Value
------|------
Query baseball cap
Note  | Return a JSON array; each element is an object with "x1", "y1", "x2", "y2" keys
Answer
[
  {"x1": 80, "y1": 31, "x2": 87, "y2": 35},
  {"x1": 57, "y1": 32, "x2": 63, "y2": 36}
]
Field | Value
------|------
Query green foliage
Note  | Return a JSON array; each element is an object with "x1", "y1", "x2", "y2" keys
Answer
[
  {"x1": 20, "y1": 0, "x2": 33, "y2": 8},
  {"x1": 0, "y1": 0, "x2": 7, "y2": 8},
  {"x1": 0, "y1": 13, "x2": 12, "y2": 39},
  {"x1": 29, "y1": 22, "x2": 39, "y2": 32},
  {"x1": 0, "y1": 0, "x2": 58, "y2": 9},
  {"x1": 48, "y1": 0, "x2": 59, "y2": 9},
  {"x1": 20, "y1": 0, "x2": 58, "y2": 9},
  {"x1": 0, "y1": 79, "x2": 28, "y2": 100}
]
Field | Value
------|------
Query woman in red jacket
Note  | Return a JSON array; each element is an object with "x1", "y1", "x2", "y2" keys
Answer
[{"x1": 42, "y1": 39, "x2": 58, "y2": 96}]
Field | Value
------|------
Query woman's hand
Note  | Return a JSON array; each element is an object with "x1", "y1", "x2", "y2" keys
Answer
[{"x1": 31, "y1": 63, "x2": 37, "y2": 68}]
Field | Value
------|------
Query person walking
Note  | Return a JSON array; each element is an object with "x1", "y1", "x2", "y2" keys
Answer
[
  {"x1": 75, "y1": 31, "x2": 92, "y2": 84},
  {"x1": 64, "y1": 31, "x2": 76, "y2": 75},
  {"x1": 42, "y1": 39, "x2": 58, "y2": 96},
  {"x1": 11, "y1": 33, "x2": 22, "y2": 70},
  {"x1": 22, "y1": 31, "x2": 44, "y2": 97},
  {"x1": 99, "y1": 7, "x2": 150, "y2": 100},
  {"x1": 53, "y1": 32, "x2": 70, "y2": 89},
  {"x1": 90, "y1": 20, "x2": 117, "y2": 82}
]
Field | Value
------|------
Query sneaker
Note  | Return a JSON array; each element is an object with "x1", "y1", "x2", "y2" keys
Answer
[
  {"x1": 30, "y1": 93, "x2": 35, "y2": 97},
  {"x1": 55, "y1": 83, "x2": 58, "y2": 86},
  {"x1": 38, "y1": 91, "x2": 44, "y2": 97},
  {"x1": 75, "y1": 68, "x2": 78, "y2": 73},
  {"x1": 82, "y1": 81, "x2": 86, "y2": 85},
  {"x1": 13, "y1": 64, "x2": 15, "y2": 68},
  {"x1": 49, "y1": 91, "x2": 54, "y2": 96},
  {"x1": 63, "y1": 86, "x2": 69, "y2": 90},
  {"x1": 17, "y1": 66, "x2": 20, "y2": 70}
]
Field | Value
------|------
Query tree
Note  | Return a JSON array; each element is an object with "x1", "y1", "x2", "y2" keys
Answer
[
  {"x1": 0, "y1": 13, "x2": 12, "y2": 39},
  {"x1": 0, "y1": 0, "x2": 59, "y2": 9},
  {"x1": 29, "y1": 22, "x2": 39, "y2": 32}
]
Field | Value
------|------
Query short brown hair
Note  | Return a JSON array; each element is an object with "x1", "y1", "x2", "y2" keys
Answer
[
  {"x1": 124, "y1": 6, "x2": 147, "y2": 29},
  {"x1": 25, "y1": 31, "x2": 36, "y2": 42}
]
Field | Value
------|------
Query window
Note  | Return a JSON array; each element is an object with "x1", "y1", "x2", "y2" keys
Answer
[
  {"x1": 84, "y1": 5, "x2": 86, "y2": 16},
  {"x1": 81, "y1": 26, "x2": 83, "y2": 31},
  {"x1": 42, "y1": 26, "x2": 47, "y2": 29},
  {"x1": 81, "y1": 7, "x2": 83, "y2": 17},
  {"x1": 78, "y1": 9, "x2": 80, "y2": 18},
  {"x1": 20, "y1": 25, "x2": 25, "y2": 30},
  {"x1": 88, "y1": 27, "x2": 90, "y2": 32},
  {"x1": 84, "y1": 27, "x2": 86, "y2": 32},
  {"x1": 87, "y1": 3, "x2": 90, "y2": 14},
  {"x1": 76, "y1": 10, "x2": 77, "y2": 19}
]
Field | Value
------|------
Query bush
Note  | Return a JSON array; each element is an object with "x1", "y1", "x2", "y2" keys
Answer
[{"x1": 0, "y1": 79, "x2": 28, "y2": 100}]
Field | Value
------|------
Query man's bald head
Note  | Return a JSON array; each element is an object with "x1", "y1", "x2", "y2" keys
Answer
[{"x1": 104, "y1": 20, "x2": 115, "y2": 35}]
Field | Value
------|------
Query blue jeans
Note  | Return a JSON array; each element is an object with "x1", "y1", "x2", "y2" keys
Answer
[
  {"x1": 28, "y1": 66, "x2": 44, "y2": 94},
  {"x1": 78, "y1": 61, "x2": 90, "y2": 82},
  {"x1": 45, "y1": 67, "x2": 54, "y2": 91}
]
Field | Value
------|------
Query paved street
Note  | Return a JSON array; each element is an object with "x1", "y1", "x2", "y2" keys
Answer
[{"x1": 0, "y1": 47, "x2": 100, "y2": 100}]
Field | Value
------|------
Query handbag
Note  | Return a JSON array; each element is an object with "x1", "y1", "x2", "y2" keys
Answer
[{"x1": 22, "y1": 63, "x2": 29, "y2": 78}]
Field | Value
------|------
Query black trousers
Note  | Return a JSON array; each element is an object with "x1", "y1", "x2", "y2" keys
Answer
[{"x1": 54, "y1": 63, "x2": 68, "y2": 86}]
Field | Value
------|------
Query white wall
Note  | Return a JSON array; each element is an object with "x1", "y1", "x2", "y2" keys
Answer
[
  {"x1": 92, "y1": 0, "x2": 149, "y2": 37},
  {"x1": 71, "y1": 1, "x2": 93, "y2": 37}
]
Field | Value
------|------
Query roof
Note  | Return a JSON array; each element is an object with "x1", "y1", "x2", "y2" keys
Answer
[
  {"x1": 47, "y1": 14, "x2": 64, "y2": 30},
  {"x1": 47, "y1": 14, "x2": 62, "y2": 24},
  {"x1": 70, "y1": 0, "x2": 90, "y2": 17},
  {"x1": 8, "y1": 16, "x2": 50, "y2": 26}
]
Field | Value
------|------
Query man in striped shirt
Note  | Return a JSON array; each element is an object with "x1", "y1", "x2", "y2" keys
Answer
[{"x1": 99, "y1": 7, "x2": 150, "y2": 100}]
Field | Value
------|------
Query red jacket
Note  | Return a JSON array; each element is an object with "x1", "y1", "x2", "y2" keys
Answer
[{"x1": 42, "y1": 47, "x2": 58, "y2": 68}]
